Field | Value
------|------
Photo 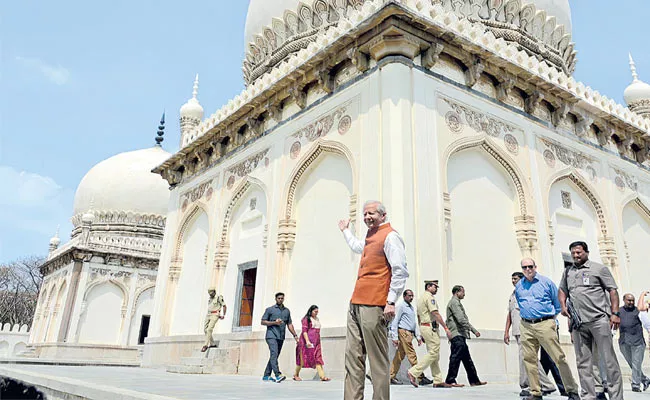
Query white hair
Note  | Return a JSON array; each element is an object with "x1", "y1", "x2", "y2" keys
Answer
[{"x1": 364, "y1": 200, "x2": 387, "y2": 216}]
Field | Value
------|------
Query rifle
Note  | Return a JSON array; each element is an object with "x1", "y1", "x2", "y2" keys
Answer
[{"x1": 566, "y1": 298, "x2": 582, "y2": 332}]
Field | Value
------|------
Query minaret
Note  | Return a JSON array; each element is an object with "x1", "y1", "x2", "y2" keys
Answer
[
  {"x1": 179, "y1": 74, "x2": 204, "y2": 147},
  {"x1": 48, "y1": 226, "x2": 61, "y2": 257},
  {"x1": 624, "y1": 53, "x2": 650, "y2": 119}
]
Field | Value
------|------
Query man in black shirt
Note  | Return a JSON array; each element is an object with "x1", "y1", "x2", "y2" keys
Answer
[
  {"x1": 619, "y1": 293, "x2": 650, "y2": 392},
  {"x1": 261, "y1": 292, "x2": 298, "y2": 383}
]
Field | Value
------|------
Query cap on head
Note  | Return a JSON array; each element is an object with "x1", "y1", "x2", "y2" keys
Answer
[
  {"x1": 208, "y1": 287, "x2": 216, "y2": 292},
  {"x1": 425, "y1": 280, "x2": 439, "y2": 289}
]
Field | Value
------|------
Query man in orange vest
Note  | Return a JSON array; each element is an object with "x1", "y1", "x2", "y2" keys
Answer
[{"x1": 339, "y1": 200, "x2": 409, "y2": 400}]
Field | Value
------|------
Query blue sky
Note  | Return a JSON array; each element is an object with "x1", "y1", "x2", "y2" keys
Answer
[{"x1": 0, "y1": 1, "x2": 648, "y2": 263}]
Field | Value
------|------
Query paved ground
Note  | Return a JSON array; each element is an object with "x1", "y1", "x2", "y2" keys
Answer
[{"x1": 0, "y1": 364, "x2": 648, "y2": 400}]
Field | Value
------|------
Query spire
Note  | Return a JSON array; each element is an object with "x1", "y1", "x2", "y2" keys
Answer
[
  {"x1": 48, "y1": 225, "x2": 61, "y2": 254},
  {"x1": 192, "y1": 74, "x2": 199, "y2": 100},
  {"x1": 156, "y1": 111, "x2": 165, "y2": 146},
  {"x1": 629, "y1": 53, "x2": 640, "y2": 82}
]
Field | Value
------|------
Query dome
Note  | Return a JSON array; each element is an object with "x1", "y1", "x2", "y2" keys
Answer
[
  {"x1": 180, "y1": 74, "x2": 203, "y2": 121},
  {"x1": 72, "y1": 146, "x2": 171, "y2": 219},
  {"x1": 624, "y1": 54, "x2": 650, "y2": 106},
  {"x1": 243, "y1": 0, "x2": 575, "y2": 84}
]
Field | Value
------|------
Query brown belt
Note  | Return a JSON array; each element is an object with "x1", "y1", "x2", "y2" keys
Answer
[
  {"x1": 209, "y1": 311, "x2": 220, "y2": 314},
  {"x1": 420, "y1": 323, "x2": 431, "y2": 327}
]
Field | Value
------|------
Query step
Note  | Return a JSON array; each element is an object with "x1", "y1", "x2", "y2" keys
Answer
[
  {"x1": 166, "y1": 364, "x2": 204, "y2": 374},
  {"x1": 179, "y1": 357, "x2": 208, "y2": 366}
]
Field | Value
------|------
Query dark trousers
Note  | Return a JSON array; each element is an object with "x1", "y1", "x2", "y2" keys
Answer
[
  {"x1": 445, "y1": 336, "x2": 481, "y2": 384},
  {"x1": 264, "y1": 338, "x2": 284, "y2": 377},
  {"x1": 540, "y1": 346, "x2": 566, "y2": 394}
]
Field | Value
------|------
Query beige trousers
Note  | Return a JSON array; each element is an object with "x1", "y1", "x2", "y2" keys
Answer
[
  {"x1": 408, "y1": 325, "x2": 443, "y2": 384},
  {"x1": 203, "y1": 315, "x2": 219, "y2": 347},
  {"x1": 521, "y1": 319, "x2": 579, "y2": 396},
  {"x1": 344, "y1": 304, "x2": 389, "y2": 400},
  {"x1": 390, "y1": 329, "x2": 417, "y2": 379}
]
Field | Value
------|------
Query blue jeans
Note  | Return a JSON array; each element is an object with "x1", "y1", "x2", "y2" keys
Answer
[{"x1": 264, "y1": 338, "x2": 284, "y2": 377}]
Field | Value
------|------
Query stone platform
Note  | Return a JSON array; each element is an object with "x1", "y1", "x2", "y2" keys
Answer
[
  {"x1": 0, "y1": 364, "x2": 649, "y2": 400},
  {"x1": 166, "y1": 341, "x2": 240, "y2": 375}
]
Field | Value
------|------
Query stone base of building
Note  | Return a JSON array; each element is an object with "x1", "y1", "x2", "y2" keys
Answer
[{"x1": 29, "y1": 343, "x2": 140, "y2": 363}]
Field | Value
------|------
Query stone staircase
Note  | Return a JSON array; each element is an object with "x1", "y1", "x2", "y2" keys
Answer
[
  {"x1": 15, "y1": 346, "x2": 38, "y2": 358},
  {"x1": 166, "y1": 340, "x2": 240, "y2": 375}
]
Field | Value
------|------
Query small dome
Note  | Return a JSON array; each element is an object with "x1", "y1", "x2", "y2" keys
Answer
[
  {"x1": 180, "y1": 74, "x2": 204, "y2": 121},
  {"x1": 624, "y1": 54, "x2": 650, "y2": 106},
  {"x1": 73, "y1": 146, "x2": 171, "y2": 219},
  {"x1": 49, "y1": 235, "x2": 61, "y2": 246}
]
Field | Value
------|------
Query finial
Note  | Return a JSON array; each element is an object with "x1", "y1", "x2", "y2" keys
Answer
[
  {"x1": 156, "y1": 111, "x2": 165, "y2": 146},
  {"x1": 192, "y1": 74, "x2": 199, "y2": 99},
  {"x1": 55, "y1": 225, "x2": 60, "y2": 238},
  {"x1": 629, "y1": 53, "x2": 640, "y2": 82}
]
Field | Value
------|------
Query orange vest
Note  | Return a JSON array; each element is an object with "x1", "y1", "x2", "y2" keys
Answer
[{"x1": 350, "y1": 223, "x2": 394, "y2": 306}]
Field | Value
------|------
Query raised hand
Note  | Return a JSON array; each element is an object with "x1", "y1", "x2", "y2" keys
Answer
[{"x1": 338, "y1": 219, "x2": 351, "y2": 231}]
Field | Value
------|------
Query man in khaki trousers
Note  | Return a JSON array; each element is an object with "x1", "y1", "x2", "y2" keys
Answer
[
  {"x1": 407, "y1": 280, "x2": 453, "y2": 387},
  {"x1": 201, "y1": 288, "x2": 226, "y2": 352},
  {"x1": 515, "y1": 258, "x2": 580, "y2": 400},
  {"x1": 339, "y1": 200, "x2": 409, "y2": 400}
]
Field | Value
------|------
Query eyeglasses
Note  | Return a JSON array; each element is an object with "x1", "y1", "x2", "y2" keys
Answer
[{"x1": 521, "y1": 265, "x2": 535, "y2": 270}]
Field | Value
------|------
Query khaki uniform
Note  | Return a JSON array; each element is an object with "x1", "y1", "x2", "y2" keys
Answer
[
  {"x1": 204, "y1": 295, "x2": 225, "y2": 348},
  {"x1": 560, "y1": 260, "x2": 623, "y2": 400},
  {"x1": 408, "y1": 291, "x2": 443, "y2": 384}
]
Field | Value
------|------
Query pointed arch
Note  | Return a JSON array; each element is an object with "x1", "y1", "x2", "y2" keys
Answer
[
  {"x1": 283, "y1": 139, "x2": 357, "y2": 220},
  {"x1": 174, "y1": 203, "x2": 211, "y2": 256},
  {"x1": 82, "y1": 279, "x2": 129, "y2": 311},
  {"x1": 131, "y1": 284, "x2": 155, "y2": 319},
  {"x1": 220, "y1": 176, "x2": 269, "y2": 245},
  {"x1": 621, "y1": 195, "x2": 650, "y2": 224},
  {"x1": 443, "y1": 136, "x2": 530, "y2": 216},
  {"x1": 546, "y1": 168, "x2": 610, "y2": 239}
]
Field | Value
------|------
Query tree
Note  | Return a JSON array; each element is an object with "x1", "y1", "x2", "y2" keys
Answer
[{"x1": 0, "y1": 256, "x2": 44, "y2": 327}]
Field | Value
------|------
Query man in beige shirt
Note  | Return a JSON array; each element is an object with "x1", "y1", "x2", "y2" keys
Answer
[{"x1": 202, "y1": 287, "x2": 226, "y2": 352}]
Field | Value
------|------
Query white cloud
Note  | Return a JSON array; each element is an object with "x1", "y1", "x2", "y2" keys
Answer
[{"x1": 15, "y1": 56, "x2": 70, "y2": 85}]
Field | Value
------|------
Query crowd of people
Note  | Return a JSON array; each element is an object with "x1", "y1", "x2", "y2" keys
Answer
[{"x1": 202, "y1": 200, "x2": 650, "y2": 400}]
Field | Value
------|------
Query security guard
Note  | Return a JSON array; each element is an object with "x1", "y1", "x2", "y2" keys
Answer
[
  {"x1": 201, "y1": 287, "x2": 226, "y2": 352},
  {"x1": 406, "y1": 280, "x2": 453, "y2": 388},
  {"x1": 559, "y1": 241, "x2": 623, "y2": 400}
]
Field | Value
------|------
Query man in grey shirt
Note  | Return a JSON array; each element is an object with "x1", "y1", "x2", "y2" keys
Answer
[
  {"x1": 261, "y1": 292, "x2": 298, "y2": 383},
  {"x1": 559, "y1": 241, "x2": 624, "y2": 400}
]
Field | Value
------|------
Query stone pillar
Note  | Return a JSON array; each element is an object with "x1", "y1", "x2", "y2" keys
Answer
[{"x1": 57, "y1": 260, "x2": 83, "y2": 342}]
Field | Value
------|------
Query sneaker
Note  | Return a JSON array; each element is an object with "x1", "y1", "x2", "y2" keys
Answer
[
  {"x1": 567, "y1": 393, "x2": 581, "y2": 400},
  {"x1": 542, "y1": 389, "x2": 556, "y2": 396},
  {"x1": 390, "y1": 378, "x2": 402, "y2": 385},
  {"x1": 519, "y1": 389, "x2": 531, "y2": 396},
  {"x1": 632, "y1": 387, "x2": 641, "y2": 393},
  {"x1": 262, "y1": 376, "x2": 274, "y2": 382},
  {"x1": 275, "y1": 374, "x2": 287, "y2": 383},
  {"x1": 644, "y1": 379, "x2": 650, "y2": 392},
  {"x1": 595, "y1": 393, "x2": 606, "y2": 399},
  {"x1": 420, "y1": 376, "x2": 433, "y2": 385}
]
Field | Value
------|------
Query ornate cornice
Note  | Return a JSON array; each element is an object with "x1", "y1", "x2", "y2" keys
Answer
[{"x1": 40, "y1": 245, "x2": 160, "y2": 277}]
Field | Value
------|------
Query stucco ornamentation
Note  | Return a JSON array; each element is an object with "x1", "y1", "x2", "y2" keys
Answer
[
  {"x1": 504, "y1": 134, "x2": 519, "y2": 155},
  {"x1": 541, "y1": 138, "x2": 593, "y2": 169},
  {"x1": 444, "y1": 98, "x2": 515, "y2": 137}
]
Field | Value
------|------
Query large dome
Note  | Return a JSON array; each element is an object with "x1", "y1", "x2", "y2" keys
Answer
[
  {"x1": 73, "y1": 146, "x2": 171, "y2": 219},
  {"x1": 243, "y1": 0, "x2": 575, "y2": 84}
]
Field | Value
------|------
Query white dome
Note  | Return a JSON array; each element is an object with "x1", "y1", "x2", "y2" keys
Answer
[
  {"x1": 624, "y1": 54, "x2": 650, "y2": 106},
  {"x1": 73, "y1": 146, "x2": 171, "y2": 218},
  {"x1": 180, "y1": 98, "x2": 204, "y2": 121}
]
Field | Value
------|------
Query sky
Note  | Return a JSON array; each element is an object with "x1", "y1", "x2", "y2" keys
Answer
[{"x1": 0, "y1": 1, "x2": 648, "y2": 264}]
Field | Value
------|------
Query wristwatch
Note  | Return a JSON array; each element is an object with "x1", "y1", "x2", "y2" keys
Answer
[
  {"x1": 387, "y1": 301, "x2": 395, "y2": 306},
  {"x1": 612, "y1": 311, "x2": 620, "y2": 317}
]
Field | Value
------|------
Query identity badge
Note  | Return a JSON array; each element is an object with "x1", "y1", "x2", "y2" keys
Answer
[{"x1": 582, "y1": 273, "x2": 589, "y2": 286}]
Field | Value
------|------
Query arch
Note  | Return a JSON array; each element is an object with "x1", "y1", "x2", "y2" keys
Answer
[
  {"x1": 46, "y1": 280, "x2": 68, "y2": 342},
  {"x1": 621, "y1": 195, "x2": 650, "y2": 224},
  {"x1": 443, "y1": 136, "x2": 530, "y2": 216},
  {"x1": 282, "y1": 140, "x2": 357, "y2": 220},
  {"x1": 545, "y1": 168, "x2": 610, "y2": 239},
  {"x1": 77, "y1": 281, "x2": 124, "y2": 344},
  {"x1": 172, "y1": 203, "x2": 211, "y2": 267},
  {"x1": 131, "y1": 284, "x2": 156, "y2": 318},
  {"x1": 12, "y1": 342, "x2": 27, "y2": 356},
  {"x1": 83, "y1": 279, "x2": 129, "y2": 311},
  {"x1": 219, "y1": 176, "x2": 269, "y2": 245},
  {"x1": 0, "y1": 341, "x2": 8, "y2": 357}
]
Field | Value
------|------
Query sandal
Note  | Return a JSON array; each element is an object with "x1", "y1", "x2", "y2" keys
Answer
[
  {"x1": 293, "y1": 376, "x2": 302, "y2": 381},
  {"x1": 321, "y1": 377, "x2": 331, "y2": 381}
]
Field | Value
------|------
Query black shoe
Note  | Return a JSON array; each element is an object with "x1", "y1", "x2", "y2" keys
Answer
[
  {"x1": 390, "y1": 378, "x2": 402, "y2": 385},
  {"x1": 595, "y1": 393, "x2": 606, "y2": 399},
  {"x1": 523, "y1": 396, "x2": 543, "y2": 400},
  {"x1": 567, "y1": 393, "x2": 581, "y2": 400},
  {"x1": 644, "y1": 379, "x2": 650, "y2": 392},
  {"x1": 632, "y1": 387, "x2": 641, "y2": 393},
  {"x1": 420, "y1": 376, "x2": 433, "y2": 385},
  {"x1": 519, "y1": 389, "x2": 531, "y2": 396},
  {"x1": 559, "y1": 391, "x2": 569, "y2": 397},
  {"x1": 542, "y1": 389, "x2": 556, "y2": 396}
]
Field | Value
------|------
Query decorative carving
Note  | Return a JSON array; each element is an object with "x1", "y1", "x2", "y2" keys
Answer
[
  {"x1": 552, "y1": 102, "x2": 571, "y2": 127},
  {"x1": 445, "y1": 111, "x2": 463, "y2": 134},
  {"x1": 541, "y1": 138, "x2": 594, "y2": 169},
  {"x1": 288, "y1": 85, "x2": 307, "y2": 109},
  {"x1": 612, "y1": 168, "x2": 638, "y2": 192},
  {"x1": 561, "y1": 191, "x2": 572, "y2": 209},
  {"x1": 421, "y1": 42, "x2": 444, "y2": 70},
  {"x1": 290, "y1": 141, "x2": 302, "y2": 159},
  {"x1": 543, "y1": 149, "x2": 556, "y2": 168},
  {"x1": 317, "y1": 65, "x2": 335, "y2": 94},
  {"x1": 180, "y1": 180, "x2": 213, "y2": 209},
  {"x1": 614, "y1": 176, "x2": 626, "y2": 192},
  {"x1": 515, "y1": 215, "x2": 538, "y2": 256},
  {"x1": 503, "y1": 134, "x2": 519, "y2": 155},
  {"x1": 524, "y1": 90, "x2": 544, "y2": 115},
  {"x1": 586, "y1": 166, "x2": 597, "y2": 182},
  {"x1": 226, "y1": 148, "x2": 270, "y2": 179},
  {"x1": 338, "y1": 115, "x2": 352, "y2": 135},
  {"x1": 367, "y1": 26, "x2": 423, "y2": 61},
  {"x1": 443, "y1": 193, "x2": 452, "y2": 229},
  {"x1": 292, "y1": 104, "x2": 347, "y2": 142},
  {"x1": 495, "y1": 72, "x2": 516, "y2": 103},
  {"x1": 547, "y1": 220, "x2": 555, "y2": 246},
  {"x1": 444, "y1": 98, "x2": 515, "y2": 137},
  {"x1": 278, "y1": 219, "x2": 297, "y2": 251},
  {"x1": 464, "y1": 56, "x2": 484, "y2": 88},
  {"x1": 346, "y1": 47, "x2": 370, "y2": 73},
  {"x1": 575, "y1": 113, "x2": 594, "y2": 138}
]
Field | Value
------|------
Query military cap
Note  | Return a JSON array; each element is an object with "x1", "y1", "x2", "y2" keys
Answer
[{"x1": 208, "y1": 287, "x2": 217, "y2": 292}]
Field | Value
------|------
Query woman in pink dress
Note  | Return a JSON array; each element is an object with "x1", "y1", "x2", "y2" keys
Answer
[{"x1": 293, "y1": 305, "x2": 330, "y2": 381}]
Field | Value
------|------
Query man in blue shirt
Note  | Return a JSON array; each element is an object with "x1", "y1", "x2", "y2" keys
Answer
[
  {"x1": 514, "y1": 258, "x2": 580, "y2": 400},
  {"x1": 261, "y1": 292, "x2": 298, "y2": 383}
]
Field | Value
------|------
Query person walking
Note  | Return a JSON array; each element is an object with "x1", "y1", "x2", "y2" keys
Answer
[
  {"x1": 201, "y1": 287, "x2": 226, "y2": 352},
  {"x1": 504, "y1": 271, "x2": 557, "y2": 397},
  {"x1": 388, "y1": 289, "x2": 432, "y2": 385},
  {"x1": 444, "y1": 285, "x2": 486, "y2": 387},
  {"x1": 618, "y1": 293, "x2": 650, "y2": 392},
  {"x1": 515, "y1": 258, "x2": 580, "y2": 400},
  {"x1": 406, "y1": 281, "x2": 453, "y2": 388},
  {"x1": 339, "y1": 200, "x2": 408, "y2": 400},
  {"x1": 261, "y1": 292, "x2": 298, "y2": 383},
  {"x1": 294, "y1": 305, "x2": 331, "y2": 382},
  {"x1": 559, "y1": 241, "x2": 624, "y2": 400}
]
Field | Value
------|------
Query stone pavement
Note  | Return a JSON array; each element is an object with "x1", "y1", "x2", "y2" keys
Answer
[{"x1": 0, "y1": 364, "x2": 648, "y2": 400}]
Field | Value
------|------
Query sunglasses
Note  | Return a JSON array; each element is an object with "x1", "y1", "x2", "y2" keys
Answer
[{"x1": 521, "y1": 265, "x2": 535, "y2": 270}]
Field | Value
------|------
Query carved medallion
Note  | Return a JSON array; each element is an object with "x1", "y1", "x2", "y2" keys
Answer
[
  {"x1": 504, "y1": 134, "x2": 519, "y2": 155},
  {"x1": 264, "y1": 157, "x2": 270, "y2": 167},
  {"x1": 227, "y1": 175, "x2": 236, "y2": 190},
  {"x1": 445, "y1": 111, "x2": 463, "y2": 134},
  {"x1": 290, "y1": 141, "x2": 302, "y2": 159},
  {"x1": 586, "y1": 166, "x2": 597, "y2": 183},
  {"x1": 561, "y1": 191, "x2": 572, "y2": 209},
  {"x1": 181, "y1": 199, "x2": 189, "y2": 213},
  {"x1": 338, "y1": 115, "x2": 352, "y2": 135},
  {"x1": 205, "y1": 187, "x2": 214, "y2": 201},
  {"x1": 543, "y1": 149, "x2": 556, "y2": 168},
  {"x1": 615, "y1": 176, "x2": 626, "y2": 192}
]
